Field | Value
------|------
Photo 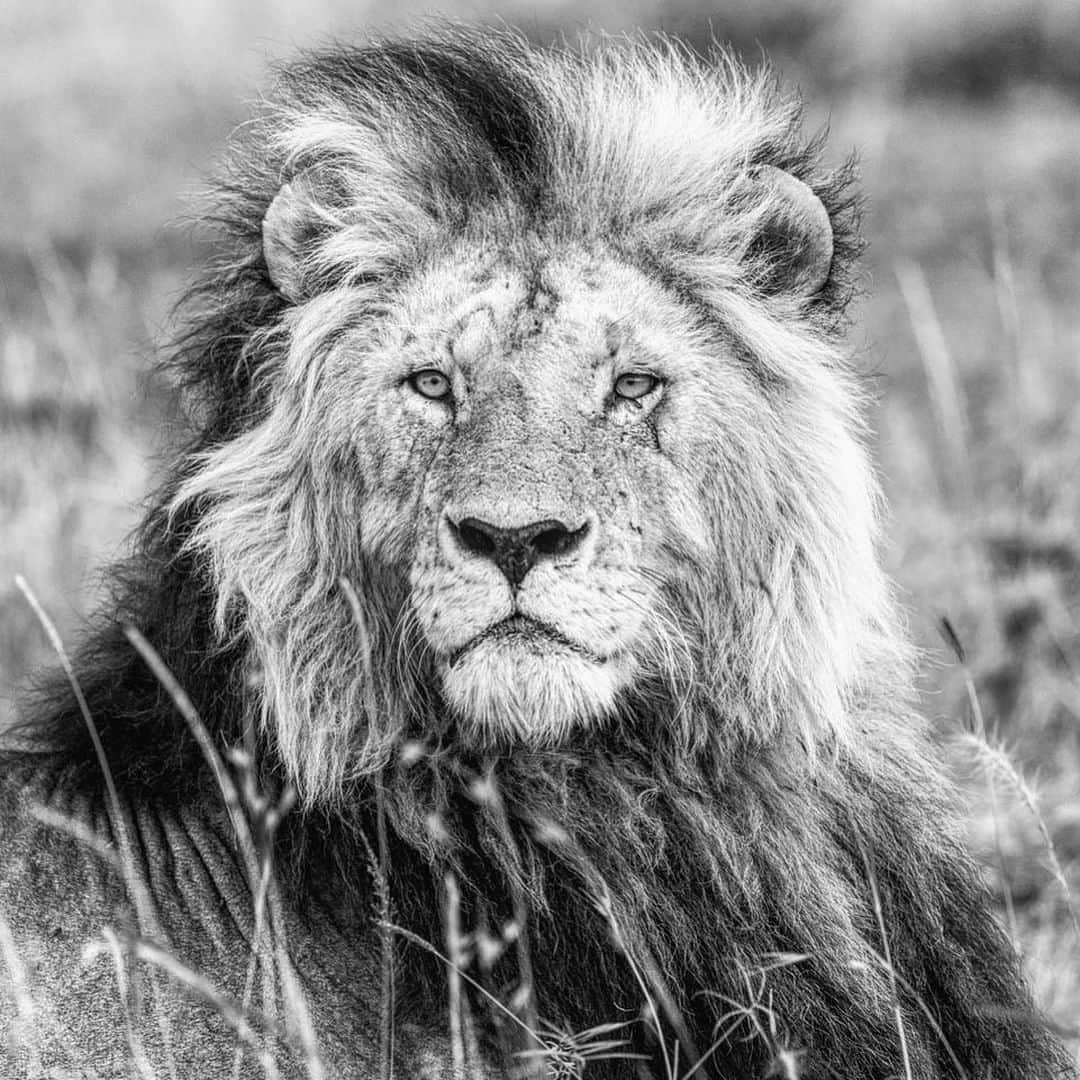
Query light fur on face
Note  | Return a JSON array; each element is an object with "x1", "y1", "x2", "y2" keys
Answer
[{"x1": 439, "y1": 641, "x2": 637, "y2": 746}]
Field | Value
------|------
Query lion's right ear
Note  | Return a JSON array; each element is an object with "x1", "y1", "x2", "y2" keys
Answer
[{"x1": 262, "y1": 181, "x2": 318, "y2": 303}]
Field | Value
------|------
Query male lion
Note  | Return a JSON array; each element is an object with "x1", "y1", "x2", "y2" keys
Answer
[{"x1": 0, "y1": 27, "x2": 1072, "y2": 1080}]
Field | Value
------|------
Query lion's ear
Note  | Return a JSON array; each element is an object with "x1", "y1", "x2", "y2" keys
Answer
[
  {"x1": 745, "y1": 165, "x2": 834, "y2": 300},
  {"x1": 262, "y1": 181, "x2": 319, "y2": 303}
]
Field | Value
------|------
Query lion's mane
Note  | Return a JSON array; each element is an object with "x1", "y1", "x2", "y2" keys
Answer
[{"x1": 25, "y1": 27, "x2": 1071, "y2": 1079}]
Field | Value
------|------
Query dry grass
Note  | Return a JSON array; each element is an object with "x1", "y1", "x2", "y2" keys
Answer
[
  {"x1": 852, "y1": 94, "x2": 1080, "y2": 1063},
  {"x1": 1, "y1": 0, "x2": 1078, "y2": 1074}
]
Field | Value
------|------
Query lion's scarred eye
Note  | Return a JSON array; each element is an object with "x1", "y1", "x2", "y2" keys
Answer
[
  {"x1": 613, "y1": 373, "x2": 659, "y2": 401},
  {"x1": 408, "y1": 369, "x2": 452, "y2": 401}
]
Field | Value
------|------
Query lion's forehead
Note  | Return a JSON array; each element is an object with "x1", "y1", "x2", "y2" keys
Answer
[{"x1": 395, "y1": 247, "x2": 689, "y2": 387}]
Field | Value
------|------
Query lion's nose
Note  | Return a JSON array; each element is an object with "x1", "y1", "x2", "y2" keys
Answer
[{"x1": 448, "y1": 515, "x2": 590, "y2": 587}]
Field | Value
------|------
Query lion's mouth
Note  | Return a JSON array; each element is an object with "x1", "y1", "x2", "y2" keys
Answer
[{"x1": 446, "y1": 615, "x2": 600, "y2": 667}]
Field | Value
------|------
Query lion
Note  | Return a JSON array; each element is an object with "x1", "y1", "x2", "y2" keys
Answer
[{"x1": 0, "y1": 26, "x2": 1072, "y2": 1080}]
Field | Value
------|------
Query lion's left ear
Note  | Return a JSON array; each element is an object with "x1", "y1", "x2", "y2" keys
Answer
[
  {"x1": 262, "y1": 180, "x2": 319, "y2": 303},
  {"x1": 744, "y1": 165, "x2": 834, "y2": 300}
]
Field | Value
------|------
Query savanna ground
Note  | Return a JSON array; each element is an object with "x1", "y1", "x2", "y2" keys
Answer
[{"x1": 1, "y1": 0, "x2": 1078, "y2": 1068}]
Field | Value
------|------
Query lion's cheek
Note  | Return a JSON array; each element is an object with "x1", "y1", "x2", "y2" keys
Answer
[
  {"x1": 409, "y1": 566, "x2": 513, "y2": 655},
  {"x1": 517, "y1": 568, "x2": 650, "y2": 659},
  {"x1": 632, "y1": 458, "x2": 713, "y2": 566},
  {"x1": 354, "y1": 492, "x2": 424, "y2": 566}
]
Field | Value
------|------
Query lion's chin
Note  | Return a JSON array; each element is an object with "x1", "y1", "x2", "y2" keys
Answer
[{"x1": 439, "y1": 637, "x2": 633, "y2": 745}]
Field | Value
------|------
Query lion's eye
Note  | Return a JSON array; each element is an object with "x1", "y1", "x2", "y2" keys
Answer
[
  {"x1": 613, "y1": 373, "x2": 659, "y2": 401},
  {"x1": 408, "y1": 369, "x2": 452, "y2": 401}
]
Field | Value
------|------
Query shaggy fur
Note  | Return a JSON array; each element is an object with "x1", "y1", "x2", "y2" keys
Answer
[{"x1": 16, "y1": 26, "x2": 1074, "y2": 1079}]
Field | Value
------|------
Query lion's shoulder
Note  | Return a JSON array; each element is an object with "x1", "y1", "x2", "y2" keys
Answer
[
  {"x1": 0, "y1": 753, "x2": 464, "y2": 1078},
  {"x1": 0, "y1": 751, "x2": 104, "y2": 893},
  {"x1": 0, "y1": 753, "x2": 146, "y2": 1074}
]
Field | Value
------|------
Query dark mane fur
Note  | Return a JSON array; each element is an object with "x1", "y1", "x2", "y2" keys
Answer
[{"x1": 13, "y1": 26, "x2": 1073, "y2": 1079}]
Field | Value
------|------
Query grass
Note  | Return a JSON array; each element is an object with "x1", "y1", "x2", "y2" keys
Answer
[
  {"x1": 853, "y1": 94, "x2": 1080, "y2": 1056},
  {"x1": 1, "y1": 0, "x2": 1078, "y2": 1073}
]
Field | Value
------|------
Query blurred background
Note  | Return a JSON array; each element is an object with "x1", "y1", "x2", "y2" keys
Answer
[{"x1": 1, "y1": 0, "x2": 1077, "y2": 1055}]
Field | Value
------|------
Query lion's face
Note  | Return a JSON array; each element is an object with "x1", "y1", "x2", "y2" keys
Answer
[
  {"x1": 174, "y1": 43, "x2": 888, "y2": 801},
  {"x1": 320, "y1": 244, "x2": 737, "y2": 744}
]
